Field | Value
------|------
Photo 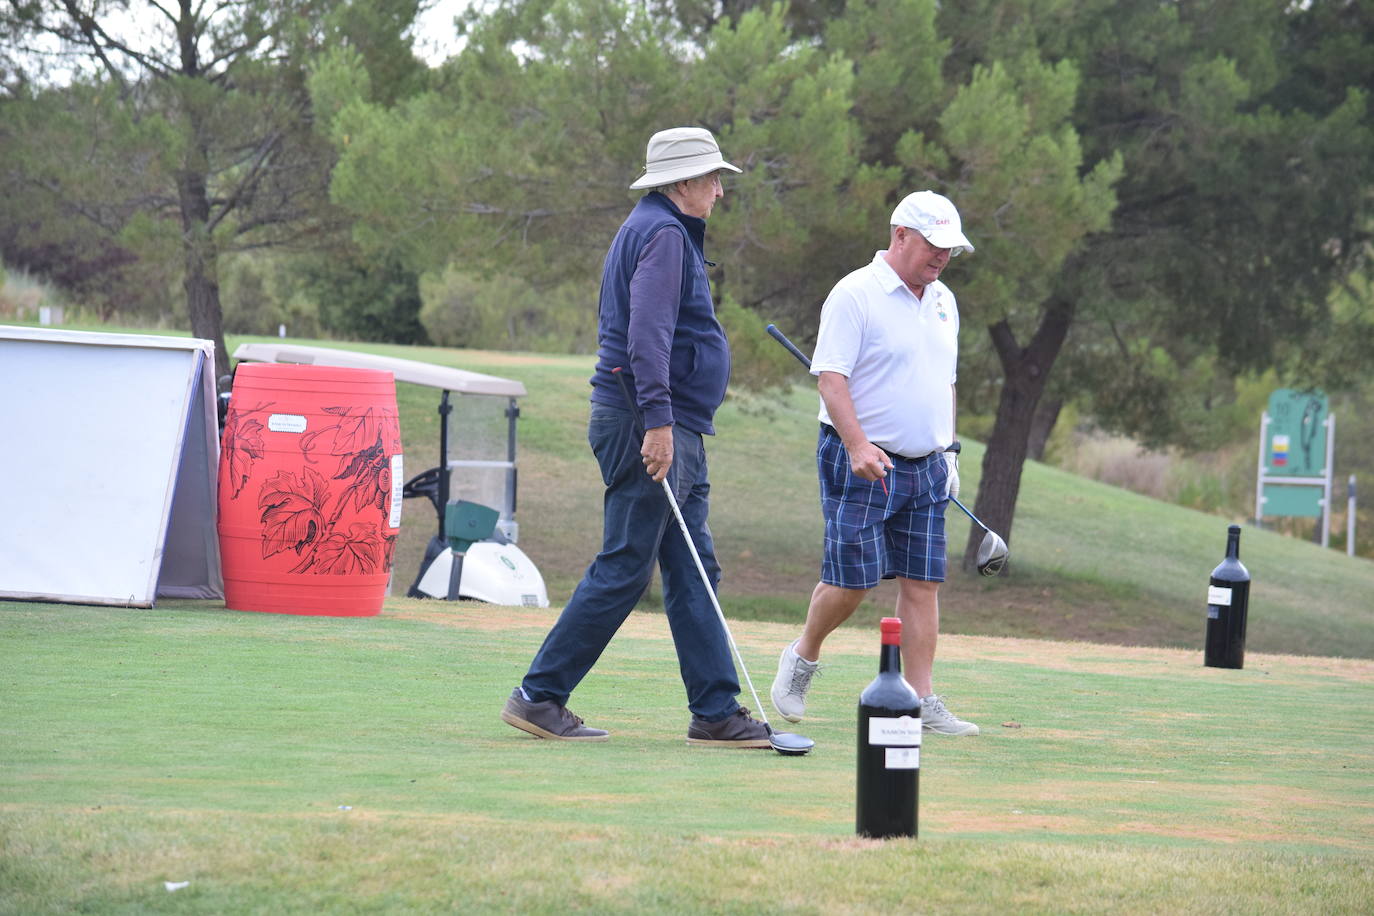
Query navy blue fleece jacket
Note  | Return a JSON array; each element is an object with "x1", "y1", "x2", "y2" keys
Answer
[{"x1": 588, "y1": 192, "x2": 731, "y2": 435}]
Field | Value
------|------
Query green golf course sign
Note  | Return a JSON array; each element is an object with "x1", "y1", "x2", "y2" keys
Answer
[
  {"x1": 1257, "y1": 388, "x2": 1334, "y2": 532},
  {"x1": 1263, "y1": 388, "x2": 1328, "y2": 478}
]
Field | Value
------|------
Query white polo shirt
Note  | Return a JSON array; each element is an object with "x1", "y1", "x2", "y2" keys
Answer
[{"x1": 811, "y1": 251, "x2": 959, "y2": 459}]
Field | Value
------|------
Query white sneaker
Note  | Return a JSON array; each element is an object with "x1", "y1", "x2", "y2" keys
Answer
[
  {"x1": 921, "y1": 695, "x2": 979, "y2": 736},
  {"x1": 770, "y1": 640, "x2": 821, "y2": 722}
]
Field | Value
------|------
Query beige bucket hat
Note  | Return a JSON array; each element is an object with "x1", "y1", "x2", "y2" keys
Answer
[{"x1": 629, "y1": 127, "x2": 742, "y2": 190}]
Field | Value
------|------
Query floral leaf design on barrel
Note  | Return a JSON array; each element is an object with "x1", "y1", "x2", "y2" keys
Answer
[
  {"x1": 257, "y1": 467, "x2": 328, "y2": 561},
  {"x1": 221, "y1": 402, "x2": 270, "y2": 499},
  {"x1": 314, "y1": 521, "x2": 386, "y2": 575}
]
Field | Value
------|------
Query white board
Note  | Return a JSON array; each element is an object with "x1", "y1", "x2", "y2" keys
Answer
[{"x1": 0, "y1": 326, "x2": 223, "y2": 606}]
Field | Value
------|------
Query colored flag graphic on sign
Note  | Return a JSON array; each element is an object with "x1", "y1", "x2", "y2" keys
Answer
[{"x1": 1271, "y1": 434, "x2": 1290, "y2": 467}]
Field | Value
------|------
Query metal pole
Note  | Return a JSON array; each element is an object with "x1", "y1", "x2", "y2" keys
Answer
[
  {"x1": 438, "y1": 390, "x2": 452, "y2": 540},
  {"x1": 506, "y1": 397, "x2": 519, "y2": 526},
  {"x1": 1349, "y1": 475, "x2": 1358, "y2": 559},
  {"x1": 1255, "y1": 412, "x2": 1269, "y2": 527},
  {"x1": 1321, "y1": 413, "x2": 1335, "y2": 549}
]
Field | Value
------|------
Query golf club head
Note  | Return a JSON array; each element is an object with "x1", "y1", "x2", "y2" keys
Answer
[
  {"x1": 768, "y1": 729, "x2": 815, "y2": 756},
  {"x1": 976, "y1": 530, "x2": 1009, "y2": 576}
]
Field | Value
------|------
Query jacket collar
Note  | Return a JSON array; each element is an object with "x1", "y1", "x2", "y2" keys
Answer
[{"x1": 643, "y1": 191, "x2": 706, "y2": 253}]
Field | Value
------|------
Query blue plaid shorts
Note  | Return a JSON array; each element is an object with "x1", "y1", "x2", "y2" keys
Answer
[{"x1": 817, "y1": 425, "x2": 948, "y2": 589}]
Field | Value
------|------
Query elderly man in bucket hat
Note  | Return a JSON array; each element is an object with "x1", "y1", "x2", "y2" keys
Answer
[
  {"x1": 501, "y1": 127, "x2": 772, "y2": 747},
  {"x1": 770, "y1": 190, "x2": 983, "y2": 737}
]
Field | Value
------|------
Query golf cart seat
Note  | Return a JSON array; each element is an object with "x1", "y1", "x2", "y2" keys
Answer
[{"x1": 445, "y1": 500, "x2": 499, "y2": 551}]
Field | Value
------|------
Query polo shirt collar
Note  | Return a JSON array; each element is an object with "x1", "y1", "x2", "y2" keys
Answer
[
  {"x1": 870, "y1": 251, "x2": 905, "y2": 294},
  {"x1": 871, "y1": 250, "x2": 940, "y2": 304}
]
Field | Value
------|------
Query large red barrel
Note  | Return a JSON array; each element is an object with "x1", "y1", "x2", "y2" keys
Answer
[{"x1": 217, "y1": 363, "x2": 402, "y2": 616}]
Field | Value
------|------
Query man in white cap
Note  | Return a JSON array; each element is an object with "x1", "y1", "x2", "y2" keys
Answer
[
  {"x1": 502, "y1": 127, "x2": 774, "y2": 747},
  {"x1": 770, "y1": 190, "x2": 981, "y2": 736}
]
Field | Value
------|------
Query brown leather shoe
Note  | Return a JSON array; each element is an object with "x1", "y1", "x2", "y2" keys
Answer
[
  {"x1": 500, "y1": 688, "x2": 609, "y2": 741},
  {"x1": 686, "y1": 706, "x2": 771, "y2": 748}
]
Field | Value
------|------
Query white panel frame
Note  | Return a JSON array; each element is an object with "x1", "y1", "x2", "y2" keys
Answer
[{"x1": 0, "y1": 326, "x2": 221, "y2": 606}]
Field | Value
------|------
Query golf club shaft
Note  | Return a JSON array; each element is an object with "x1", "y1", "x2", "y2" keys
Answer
[
  {"x1": 610, "y1": 369, "x2": 772, "y2": 727},
  {"x1": 655, "y1": 475, "x2": 771, "y2": 725},
  {"x1": 947, "y1": 493, "x2": 992, "y2": 534},
  {"x1": 765, "y1": 323, "x2": 811, "y2": 367}
]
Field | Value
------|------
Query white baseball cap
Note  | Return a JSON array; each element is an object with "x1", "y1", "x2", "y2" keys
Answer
[
  {"x1": 890, "y1": 190, "x2": 975, "y2": 256},
  {"x1": 629, "y1": 127, "x2": 742, "y2": 190}
]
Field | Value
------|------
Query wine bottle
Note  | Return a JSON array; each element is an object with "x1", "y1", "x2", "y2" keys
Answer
[
  {"x1": 856, "y1": 617, "x2": 922, "y2": 838},
  {"x1": 1204, "y1": 524, "x2": 1251, "y2": 669}
]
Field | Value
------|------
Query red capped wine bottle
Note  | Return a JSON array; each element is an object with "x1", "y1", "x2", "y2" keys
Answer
[
  {"x1": 1204, "y1": 524, "x2": 1251, "y2": 669},
  {"x1": 856, "y1": 617, "x2": 922, "y2": 838}
]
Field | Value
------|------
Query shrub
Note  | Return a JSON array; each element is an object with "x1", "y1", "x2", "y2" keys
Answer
[
  {"x1": 294, "y1": 252, "x2": 429, "y2": 345},
  {"x1": 219, "y1": 254, "x2": 322, "y2": 339},
  {"x1": 418, "y1": 267, "x2": 596, "y2": 353}
]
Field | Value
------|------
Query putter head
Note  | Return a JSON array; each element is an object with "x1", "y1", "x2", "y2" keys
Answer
[{"x1": 976, "y1": 530, "x2": 1009, "y2": 576}]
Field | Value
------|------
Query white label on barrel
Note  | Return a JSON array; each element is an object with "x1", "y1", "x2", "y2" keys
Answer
[
  {"x1": 268, "y1": 414, "x2": 307, "y2": 433},
  {"x1": 1207, "y1": 585, "x2": 1232, "y2": 607},
  {"x1": 869, "y1": 715, "x2": 922, "y2": 747},
  {"x1": 388, "y1": 454, "x2": 404, "y2": 528},
  {"x1": 885, "y1": 747, "x2": 920, "y2": 769}
]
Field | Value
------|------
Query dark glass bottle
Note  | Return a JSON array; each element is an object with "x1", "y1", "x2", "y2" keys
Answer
[
  {"x1": 1204, "y1": 525, "x2": 1251, "y2": 669},
  {"x1": 856, "y1": 617, "x2": 922, "y2": 838}
]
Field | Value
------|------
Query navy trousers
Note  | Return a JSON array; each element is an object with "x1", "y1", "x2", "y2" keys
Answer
[{"x1": 521, "y1": 403, "x2": 742, "y2": 721}]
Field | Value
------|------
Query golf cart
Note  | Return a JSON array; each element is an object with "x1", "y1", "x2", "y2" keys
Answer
[{"x1": 230, "y1": 343, "x2": 549, "y2": 607}]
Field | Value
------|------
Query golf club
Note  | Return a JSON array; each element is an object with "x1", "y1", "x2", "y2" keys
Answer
[
  {"x1": 611, "y1": 368, "x2": 814, "y2": 756},
  {"x1": 764, "y1": 323, "x2": 1010, "y2": 576},
  {"x1": 940, "y1": 442, "x2": 1009, "y2": 575}
]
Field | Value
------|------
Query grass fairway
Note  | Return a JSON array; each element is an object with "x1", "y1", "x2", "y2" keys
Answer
[{"x1": 3, "y1": 600, "x2": 1372, "y2": 913}]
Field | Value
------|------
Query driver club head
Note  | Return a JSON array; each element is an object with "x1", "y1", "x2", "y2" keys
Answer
[
  {"x1": 976, "y1": 530, "x2": 1009, "y2": 576},
  {"x1": 766, "y1": 724, "x2": 815, "y2": 756}
]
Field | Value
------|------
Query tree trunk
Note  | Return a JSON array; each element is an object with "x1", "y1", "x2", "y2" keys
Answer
[
  {"x1": 1027, "y1": 396, "x2": 1063, "y2": 462},
  {"x1": 174, "y1": 8, "x2": 230, "y2": 390},
  {"x1": 177, "y1": 160, "x2": 230, "y2": 388},
  {"x1": 963, "y1": 297, "x2": 1075, "y2": 573}
]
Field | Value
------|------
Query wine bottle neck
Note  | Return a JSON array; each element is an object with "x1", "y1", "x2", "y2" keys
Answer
[{"x1": 879, "y1": 643, "x2": 903, "y2": 674}]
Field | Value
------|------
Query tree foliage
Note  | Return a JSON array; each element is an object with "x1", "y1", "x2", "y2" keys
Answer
[
  {"x1": 322, "y1": 0, "x2": 886, "y2": 339},
  {"x1": 925, "y1": 0, "x2": 1372, "y2": 569},
  {"x1": 0, "y1": 0, "x2": 429, "y2": 380}
]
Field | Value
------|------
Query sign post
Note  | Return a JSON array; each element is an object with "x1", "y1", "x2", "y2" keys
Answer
[
  {"x1": 1348, "y1": 475, "x2": 1358, "y2": 558},
  {"x1": 1255, "y1": 389, "x2": 1334, "y2": 547}
]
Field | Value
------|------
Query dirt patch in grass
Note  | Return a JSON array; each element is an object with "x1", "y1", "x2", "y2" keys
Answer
[
  {"x1": 387, "y1": 601, "x2": 554, "y2": 630},
  {"x1": 386, "y1": 602, "x2": 1372, "y2": 694},
  {"x1": 930, "y1": 811, "x2": 1093, "y2": 835},
  {"x1": 934, "y1": 776, "x2": 1365, "y2": 847}
]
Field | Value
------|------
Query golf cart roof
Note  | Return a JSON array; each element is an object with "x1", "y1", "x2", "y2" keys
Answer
[{"x1": 232, "y1": 343, "x2": 526, "y2": 397}]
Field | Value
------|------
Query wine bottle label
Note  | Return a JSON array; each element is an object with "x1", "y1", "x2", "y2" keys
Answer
[
  {"x1": 268, "y1": 413, "x2": 308, "y2": 433},
  {"x1": 868, "y1": 715, "x2": 922, "y2": 746},
  {"x1": 885, "y1": 747, "x2": 920, "y2": 769},
  {"x1": 1207, "y1": 585, "x2": 1232, "y2": 606}
]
